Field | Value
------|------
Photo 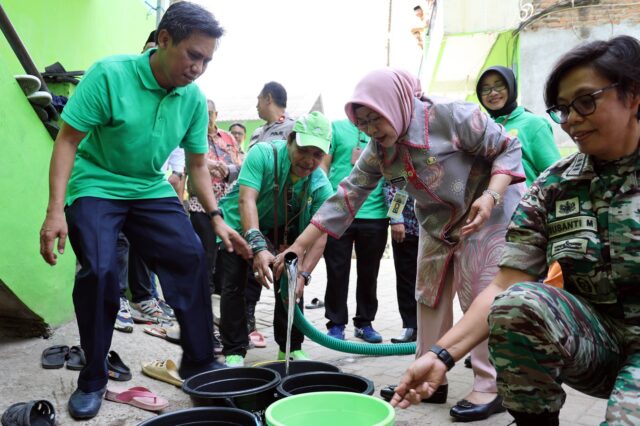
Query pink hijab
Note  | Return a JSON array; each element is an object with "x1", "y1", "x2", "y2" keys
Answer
[{"x1": 345, "y1": 68, "x2": 422, "y2": 138}]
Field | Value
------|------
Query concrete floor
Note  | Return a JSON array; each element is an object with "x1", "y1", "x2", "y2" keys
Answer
[{"x1": 0, "y1": 258, "x2": 607, "y2": 425}]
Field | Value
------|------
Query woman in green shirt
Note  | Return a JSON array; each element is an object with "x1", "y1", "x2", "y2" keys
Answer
[{"x1": 477, "y1": 66, "x2": 561, "y2": 186}]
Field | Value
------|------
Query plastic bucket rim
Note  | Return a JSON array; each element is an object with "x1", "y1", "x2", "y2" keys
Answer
[
  {"x1": 276, "y1": 371, "x2": 374, "y2": 398},
  {"x1": 265, "y1": 391, "x2": 395, "y2": 426},
  {"x1": 183, "y1": 366, "x2": 281, "y2": 399},
  {"x1": 137, "y1": 406, "x2": 261, "y2": 426}
]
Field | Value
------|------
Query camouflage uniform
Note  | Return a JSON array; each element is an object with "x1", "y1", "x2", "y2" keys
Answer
[{"x1": 489, "y1": 151, "x2": 640, "y2": 425}]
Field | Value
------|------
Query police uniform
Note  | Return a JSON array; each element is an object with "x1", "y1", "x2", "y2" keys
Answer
[
  {"x1": 490, "y1": 151, "x2": 640, "y2": 424},
  {"x1": 248, "y1": 113, "x2": 295, "y2": 149}
]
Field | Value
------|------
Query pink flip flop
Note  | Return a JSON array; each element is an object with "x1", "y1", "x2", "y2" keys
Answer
[
  {"x1": 105, "y1": 386, "x2": 168, "y2": 412},
  {"x1": 249, "y1": 330, "x2": 267, "y2": 348}
]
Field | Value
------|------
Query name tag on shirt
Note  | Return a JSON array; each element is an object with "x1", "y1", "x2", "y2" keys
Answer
[{"x1": 387, "y1": 189, "x2": 409, "y2": 220}]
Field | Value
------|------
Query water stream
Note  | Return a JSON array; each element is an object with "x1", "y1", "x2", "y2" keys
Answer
[{"x1": 283, "y1": 252, "x2": 299, "y2": 376}]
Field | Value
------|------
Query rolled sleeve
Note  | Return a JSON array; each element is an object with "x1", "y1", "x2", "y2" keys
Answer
[{"x1": 499, "y1": 183, "x2": 549, "y2": 276}]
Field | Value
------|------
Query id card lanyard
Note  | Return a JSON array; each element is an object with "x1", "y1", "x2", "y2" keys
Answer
[{"x1": 387, "y1": 176, "x2": 409, "y2": 220}]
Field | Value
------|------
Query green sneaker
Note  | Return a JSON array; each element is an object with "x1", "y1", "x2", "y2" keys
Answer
[
  {"x1": 277, "y1": 350, "x2": 310, "y2": 361},
  {"x1": 225, "y1": 354, "x2": 245, "y2": 367}
]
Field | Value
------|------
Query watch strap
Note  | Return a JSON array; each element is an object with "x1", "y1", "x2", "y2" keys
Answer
[
  {"x1": 482, "y1": 189, "x2": 501, "y2": 206},
  {"x1": 206, "y1": 209, "x2": 223, "y2": 220},
  {"x1": 429, "y1": 344, "x2": 455, "y2": 371}
]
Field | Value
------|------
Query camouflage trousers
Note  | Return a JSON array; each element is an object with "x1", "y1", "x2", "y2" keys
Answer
[{"x1": 488, "y1": 282, "x2": 640, "y2": 425}]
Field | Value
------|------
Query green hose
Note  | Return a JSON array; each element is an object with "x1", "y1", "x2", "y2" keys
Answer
[{"x1": 280, "y1": 276, "x2": 416, "y2": 356}]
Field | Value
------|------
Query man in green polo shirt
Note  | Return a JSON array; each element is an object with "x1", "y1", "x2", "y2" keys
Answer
[
  {"x1": 218, "y1": 112, "x2": 333, "y2": 367},
  {"x1": 38, "y1": 2, "x2": 250, "y2": 420}
]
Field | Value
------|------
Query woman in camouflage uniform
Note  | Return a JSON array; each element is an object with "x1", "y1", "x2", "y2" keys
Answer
[{"x1": 390, "y1": 36, "x2": 640, "y2": 426}]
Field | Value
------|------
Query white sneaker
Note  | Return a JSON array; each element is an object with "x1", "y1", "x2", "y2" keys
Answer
[
  {"x1": 114, "y1": 298, "x2": 134, "y2": 333},
  {"x1": 131, "y1": 298, "x2": 172, "y2": 323}
]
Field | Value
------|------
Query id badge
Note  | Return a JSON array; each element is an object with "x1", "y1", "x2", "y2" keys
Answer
[
  {"x1": 351, "y1": 146, "x2": 363, "y2": 165},
  {"x1": 387, "y1": 189, "x2": 408, "y2": 220}
]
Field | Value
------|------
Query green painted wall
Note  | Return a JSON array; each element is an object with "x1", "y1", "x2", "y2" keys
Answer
[
  {"x1": 466, "y1": 31, "x2": 520, "y2": 104},
  {"x1": 1, "y1": 0, "x2": 155, "y2": 73},
  {"x1": 0, "y1": 0, "x2": 154, "y2": 327}
]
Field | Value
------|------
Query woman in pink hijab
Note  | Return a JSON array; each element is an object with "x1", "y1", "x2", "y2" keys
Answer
[{"x1": 275, "y1": 68, "x2": 525, "y2": 422}]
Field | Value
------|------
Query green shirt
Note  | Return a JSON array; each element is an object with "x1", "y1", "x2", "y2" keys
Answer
[
  {"x1": 328, "y1": 119, "x2": 387, "y2": 219},
  {"x1": 219, "y1": 140, "x2": 333, "y2": 237},
  {"x1": 496, "y1": 106, "x2": 561, "y2": 186},
  {"x1": 61, "y1": 48, "x2": 208, "y2": 205}
]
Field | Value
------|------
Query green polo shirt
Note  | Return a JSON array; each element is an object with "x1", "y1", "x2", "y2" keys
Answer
[
  {"x1": 328, "y1": 120, "x2": 387, "y2": 219},
  {"x1": 61, "y1": 48, "x2": 208, "y2": 205},
  {"x1": 496, "y1": 106, "x2": 560, "y2": 186},
  {"x1": 219, "y1": 140, "x2": 333, "y2": 236}
]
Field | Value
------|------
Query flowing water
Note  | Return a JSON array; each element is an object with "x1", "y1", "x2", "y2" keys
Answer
[{"x1": 283, "y1": 253, "x2": 299, "y2": 376}]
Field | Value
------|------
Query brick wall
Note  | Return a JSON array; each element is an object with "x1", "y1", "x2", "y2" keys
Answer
[{"x1": 525, "y1": 0, "x2": 640, "y2": 32}]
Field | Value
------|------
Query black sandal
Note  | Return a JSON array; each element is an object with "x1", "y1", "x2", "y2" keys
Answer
[
  {"x1": 66, "y1": 345, "x2": 86, "y2": 371},
  {"x1": 1, "y1": 399, "x2": 56, "y2": 425},
  {"x1": 107, "y1": 350, "x2": 131, "y2": 381}
]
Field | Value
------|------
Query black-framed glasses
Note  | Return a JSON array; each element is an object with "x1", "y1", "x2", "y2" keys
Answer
[
  {"x1": 479, "y1": 82, "x2": 507, "y2": 96},
  {"x1": 546, "y1": 83, "x2": 618, "y2": 124}
]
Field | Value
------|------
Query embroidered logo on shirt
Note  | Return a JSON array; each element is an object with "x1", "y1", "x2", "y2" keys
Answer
[
  {"x1": 551, "y1": 238, "x2": 588, "y2": 256},
  {"x1": 547, "y1": 215, "x2": 597, "y2": 238},
  {"x1": 555, "y1": 197, "x2": 580, "y2": 218}
]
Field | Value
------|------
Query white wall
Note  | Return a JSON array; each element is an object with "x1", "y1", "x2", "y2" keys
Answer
[{"x1": 520, "y1": 24, "x2": 640, "y2": 146}]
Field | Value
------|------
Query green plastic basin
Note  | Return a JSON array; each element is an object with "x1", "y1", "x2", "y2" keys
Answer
[{"x1": 265, "y1": 391, "x2": 395, "y2": 426}]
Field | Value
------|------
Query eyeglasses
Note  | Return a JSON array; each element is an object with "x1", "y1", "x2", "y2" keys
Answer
[
  {"x1": 355, "y1": 115, "x2": 382, "y2": 131},
  {"x1": 546, "y1": 83, "x2": 618, "y2": 124},
  {"x1": 479, "y1": 82, "x2": 507, "y2": 96}
]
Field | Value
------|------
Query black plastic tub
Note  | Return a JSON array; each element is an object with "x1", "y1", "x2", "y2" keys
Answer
[
  {"x1": 182, "y1": 367, "x2": 281, "y2": 419},
  {"x1": 253, "y1": 360, "x2": 341, "y2": 377},
  {"x1": 276, "y1": 371, "x2": 375, "y2": 398},
  {"x1": 138, "y1": 407, "x2": 261, "y2": 425}
]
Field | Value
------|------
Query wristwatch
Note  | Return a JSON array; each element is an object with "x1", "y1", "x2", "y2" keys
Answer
[
  {"x1": 206, "y1": 209, "x2": 223, "y2": 220},
  {"x1": 429, "y1": 344, "x2": 455, "y2": 371},
  {"x1": 482, "y1": 189, "x2": 501, "y2": 207},
  {"x1": 299, "y1": 271, "x2": 312, "y2": 286},
  {"x1": 172, "y1": 171, "x2": 184, "y2": 178}
]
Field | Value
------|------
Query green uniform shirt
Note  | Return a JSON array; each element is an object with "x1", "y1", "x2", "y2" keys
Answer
[
  {"x1": 61, "y1": 48, "x2": 208, "y2": 205},
  {"x1": 328, "y1": 119, "x2": 387, "y2": 219},
  {"x1": 500, "y1": 151, "x2": 640, "y2": 322},
  {"x1": 219, "y1": 140, "x2": 333, "y2": 237},
  {"x1": 496, "y1": 106, "x2": 561, "y2": 186}
]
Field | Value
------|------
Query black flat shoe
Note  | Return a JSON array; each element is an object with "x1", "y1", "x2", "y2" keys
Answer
[
  {"x1": 380, "y1": 384, "x2": 447, "y2": 404},
  {"x1": 390, "y1": 328, "x2": 417, "y2": 343},
  {"x1": 178, "y1": 358, "x2": 227, "y2": 380},
  {"x1": 68, "y1": 387, "x2": 105, "y2": 420},
  {"x1": 449, "y1": 395, "x2": 506, "y2": 422}
]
